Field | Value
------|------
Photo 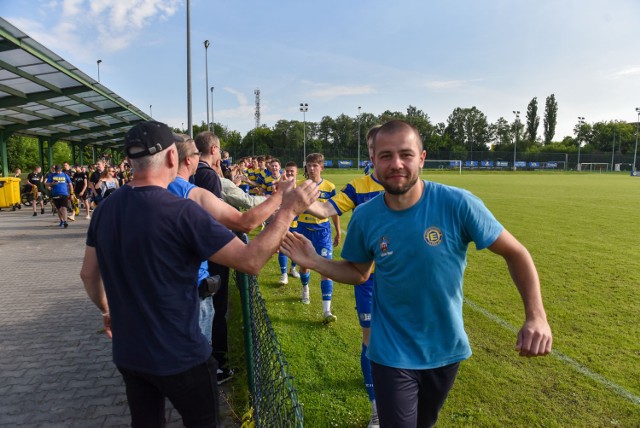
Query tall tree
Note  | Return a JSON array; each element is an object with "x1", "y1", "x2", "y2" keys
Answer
[
  {"x1": 526, "y1": 97, "x2": 540, "y2": 143},
  {"x1": 444, "y1": 106, "x2": 491, "y2": 153},
  {"x1": 543, "y1": 94, "x2": 558, "y2": 144}
]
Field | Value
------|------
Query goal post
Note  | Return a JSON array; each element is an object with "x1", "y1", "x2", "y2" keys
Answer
[
  {"x1": 423, "y1": 159, "x2": 462, "y2": 175},
  {"x1": 579, "y1": 163, "x2": 609, "y2": 172}
]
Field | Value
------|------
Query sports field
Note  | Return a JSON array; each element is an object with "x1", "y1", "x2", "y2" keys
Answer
[{"x1": 235, "y1": 170, "x2": 640, "y2": 427}]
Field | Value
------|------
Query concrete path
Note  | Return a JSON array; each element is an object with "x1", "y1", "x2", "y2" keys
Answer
[{"x1": 0, "y1": 205, "x2": 239, "y2": 427}]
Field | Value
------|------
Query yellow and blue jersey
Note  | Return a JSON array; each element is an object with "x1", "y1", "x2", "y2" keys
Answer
[
  {"x1": 328, "y1": 174, "x2": 384, "y2": 215},
  {"x1": 262, "y1": 173, "x2": 280, "y2": 195},
  {"x1": 297, "y1": 178, "x2": 336, "y2": 230}
]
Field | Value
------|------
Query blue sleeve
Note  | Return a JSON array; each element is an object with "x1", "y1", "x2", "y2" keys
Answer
[
  {"x1": 341, "y1": 206, "x2": 374, "y2": 264},
  {"x1": 460, "y1": 191, "x2": 504, "y2": 250}
]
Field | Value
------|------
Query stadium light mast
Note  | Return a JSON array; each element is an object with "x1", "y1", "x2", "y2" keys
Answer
[
  {"x1": 204, "y1": 40, "x2": 211, "y2": 132},
  {"x1": 357, "y1": 106, "x2": 362, "y2": 170},
  {"x1": 633, "y1": 108, "x2": 640, "y2": 174},
  {"x1": 513, "y1": 110, "x2": 520, "y2": 171},
  {"x1": 211, "y1": 86, "x2": 215, "y2": 133},
  {"x1": 577, "y1": 117, "x2": 585, "y2": 171},
  {"x1": 300, "y1": 102, "x2": 309, "y2": 165}
]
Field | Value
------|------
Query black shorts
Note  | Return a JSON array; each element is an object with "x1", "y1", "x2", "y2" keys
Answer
[
  {"x1": 371, "y1": 361, "x2": 460, "y2": 427},
  {"x1": 52, "y1": 196, "x2": 69, "y2": 210}
]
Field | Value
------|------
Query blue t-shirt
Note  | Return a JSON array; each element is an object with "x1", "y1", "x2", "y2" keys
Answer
[
  {"x1": 342, "y1": 180, "x2": 504, "y2": 370},
  {"x1": 168, "y1": 176, "x2": 210, "y2": 285},
  {"x1": 47, "y1": 172, "x2": 71, "y2": 196},
  {"x1": 86, "y1": 185, "x2": 235, "y2": 375}
]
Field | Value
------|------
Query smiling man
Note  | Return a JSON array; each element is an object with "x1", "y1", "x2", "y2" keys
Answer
[{"x1": 281, "y1": 119, "x2": 553, "y2": 427}]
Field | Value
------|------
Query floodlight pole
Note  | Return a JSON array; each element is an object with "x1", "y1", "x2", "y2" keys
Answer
[
  {"x1": 633, "y1": 108, "x2": 640, "y2": 174},
  {"x1": 96, "y1": 59, "x2": 102, "y2": 83},
  {"x1": 211, "y1": 86, "x2": 215, "y2": 133},
  {"x1": 300, "y1": 103, "x2": 309, "y2": 165},
  {"x1": 357, "y1": 106, "x2": 362, "y2": 170},
  {"x1": 513, "y1": 110, "x2": 520, "y2": 171},
  {"x1": 577, "y1": 117, "x2": 585, "y2": 171},
  {"x1": 204, "y1": 40, "x2": 211, "y2": 132},
  {"x1": 149, "y1": 104, "x2": 152, "y2": 117},
  {"x1": 186, "y1": 0, "x2": 193, "y2": 137}
]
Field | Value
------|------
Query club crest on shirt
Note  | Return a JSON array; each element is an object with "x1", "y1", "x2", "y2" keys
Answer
[
  {"x1": 424, "y1": 227, "x2": 443, "y2": 246},
  {"x1": 379, "y1": 236, "x2": 393, "y2": 257}
]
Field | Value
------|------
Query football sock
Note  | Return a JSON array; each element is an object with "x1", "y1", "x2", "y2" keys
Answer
[
  {"x1": 320, "y1": 279, "x2": 333, "y2": 301},
  {"x1": 278, "y1": 253, "x2": 288, "y2": 274},
  {"x1": 361, "y1": 343, "x2": 375, "y2": 401},
  {"x1": 300, "y1": 271, "x2": 311, "y2": 286},
  {"x1": 322, "y1": 300, "x2": 331, "y2": 313}
]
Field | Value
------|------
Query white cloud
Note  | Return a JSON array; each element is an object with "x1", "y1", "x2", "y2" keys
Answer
[
  {"x1": 609, "y1": 66, "x2": 640, "y2": 79},
  {"x1": 305, "y1": 83, "x2": 376, "y2": 100},
  {"x1": 424, "y1": 79, "x2": 481, "y2": 89}
]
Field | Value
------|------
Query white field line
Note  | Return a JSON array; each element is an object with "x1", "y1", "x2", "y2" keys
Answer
[{"x1": 464, "y1": 297, "x2": 640, "y2": 406}]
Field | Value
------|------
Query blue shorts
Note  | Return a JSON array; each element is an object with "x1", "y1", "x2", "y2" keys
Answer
[
  {"x1": 297, "y1": 224, "x2": 333, "y2": 260},
  {"x1": 355, "y1": 274, "x2": 374, "y2": 328}
]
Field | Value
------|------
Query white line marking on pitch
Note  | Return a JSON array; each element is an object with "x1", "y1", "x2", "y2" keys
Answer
[{"x1": 464, "y1": 297, "x2": 640, "y2": 406}]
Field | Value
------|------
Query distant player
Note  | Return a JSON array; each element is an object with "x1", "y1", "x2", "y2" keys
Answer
[
  {"x1": 296, "y1": 153, "x2": 340, "y2": 322},
  {"x1": 303, "y1": 125, "x2": 383, "y2": 426},
  {"x1": 278, "y1": 161, "x2": 301, "y2": 284}
]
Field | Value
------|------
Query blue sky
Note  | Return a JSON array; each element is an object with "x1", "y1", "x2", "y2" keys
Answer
[{"x1": 3, "y1": 0, "x2": 640, "y2": 141}]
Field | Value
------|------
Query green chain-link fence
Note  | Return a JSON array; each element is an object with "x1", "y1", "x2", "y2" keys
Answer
[{"x1": 235, "y1": 236, "x2": 303, "y2": 427}]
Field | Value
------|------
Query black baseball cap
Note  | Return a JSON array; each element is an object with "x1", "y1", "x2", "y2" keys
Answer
[{"x1": 124, "y1": 121, "x2": 183, "y2": 159}]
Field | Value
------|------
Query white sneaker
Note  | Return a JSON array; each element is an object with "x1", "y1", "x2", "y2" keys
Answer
[
  {"x1": 279, "y1": 273, "x2": 288, "y2": 285},
  {"x1": 85, "y1": 215, "x2": 91, "y2": 220},
  {"x1": 323, "y1": 311, "x2": 337, "y2": 323},
  {"x1": 300, "y1": 291, "x2": 310, "y2": 304},
  {"x1": 368, "y1": 410, "x2": 379, "y2": 428},
  {"x1": 290, "y1": 267, "x2": 300, "y2": 279}
]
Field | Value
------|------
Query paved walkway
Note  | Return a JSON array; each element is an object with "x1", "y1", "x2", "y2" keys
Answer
[{"x1": 0, "y1": 205, "x2": 239, "y2": 426}]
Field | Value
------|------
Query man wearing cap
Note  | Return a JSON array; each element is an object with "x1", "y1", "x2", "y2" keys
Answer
[
  {"x1": 80, "y1": 121, "x2": 318, "y2": 427},
  {"x1": 46, "y1": 164, "x2": 73, "y2": 228}
]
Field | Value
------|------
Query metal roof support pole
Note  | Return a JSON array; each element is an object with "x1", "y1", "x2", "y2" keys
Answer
[
  {"x1": 38, "y1": 137, "x2": 45, "y2": 170},
  {"x1": 47, "y1": 140, "x2": 54, "y2": 169},
  {"x1": 79, "y1": 144, "x2": 84, "y2": 166},
  {"x1": 71, "y1": 143, "x2": 77, "y2": 166},
  {"x1": 0, "y1": 132, "x2": 8, "y2": 177},
  {"x1": 92, "y1": 146, "x2": 97, "y2": 164}
]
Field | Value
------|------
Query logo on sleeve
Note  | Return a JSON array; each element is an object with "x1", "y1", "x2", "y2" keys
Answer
[{"x1": 424, "y1": 227, "x2": 443, "y2": 246}]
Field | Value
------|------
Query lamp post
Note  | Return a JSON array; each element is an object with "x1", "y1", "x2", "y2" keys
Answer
[
  {"x1": 97, "y1": 59, "x2": 102, "y2": 82},
  {"x1": 577, "y1": 117, "x2": 585, "y2": 171},
  {"x1": 513, "y1": 110, "x2": 520, "y2": 171},
  {"x1": 204, "y1": 40, "x2": 211, "y2": 132},
  {"x1": 357, "y1": 106, "x2": 362, "y2": 170},
  {"x1": 300, "y1": 103, "x2": 309, "y2": 165},
  {"x1": 211, "y1": 86, "x2": 216, "y2": 134},
  {"x1": 149, "y1": 104, "x2": 152, "y2": 117},
  {"x1": 633, "y1": 108, "x2": 640, "y2": 174}
]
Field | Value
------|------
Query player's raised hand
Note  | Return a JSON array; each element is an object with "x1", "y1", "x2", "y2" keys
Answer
[{"x1": 281, "y1": 179, "x2": 319, "y2": 216}]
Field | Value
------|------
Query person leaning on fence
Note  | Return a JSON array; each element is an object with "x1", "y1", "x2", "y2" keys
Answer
[
  {"x1": 80, "y1": 120, "x2": 319, "y2": 427},
  {"x1": 281, "y1": 119, "x2": 553, "y2": 428}
]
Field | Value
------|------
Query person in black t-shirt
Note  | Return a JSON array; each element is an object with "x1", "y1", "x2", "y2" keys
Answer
[
  {"x1": 80, "y1": 121, "x2": 318, "y2": 426},
  {"x1": 73, "y1": 165, "x2": 90, "y2": 219},
  {"x1": 27, "y1": 165, "x2": 45, "y2": 216}
]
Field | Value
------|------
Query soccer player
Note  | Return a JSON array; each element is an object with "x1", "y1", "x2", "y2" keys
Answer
[
  {"x1": 282, "y1": 120, "x2": 552, "y2": 427},
  {"x1": 46, "y1": 164, "x2": 73, "y2": 228},
  {"x1": 303, "y1": 125, "x2": 383, "y2": 426},
  {"x1": 277, "y1": 161, "x2": 301, "y2": 285},
  {"x1": 262, "y1": 158, "x2": 282, "y2": 195},
  {"x1": 295, "y1": 153, "x2": 341, "y2": 322}
]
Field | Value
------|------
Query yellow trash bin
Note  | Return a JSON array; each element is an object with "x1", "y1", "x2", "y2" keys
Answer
[{"x1": 0, "y1": 177, "x2": 21, "y2": 210}]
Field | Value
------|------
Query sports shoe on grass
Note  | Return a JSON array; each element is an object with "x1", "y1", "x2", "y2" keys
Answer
[
  {"x1": 368, "y1": 410, "x2": 380, "y2": 428},
  {"x1": 217, "y1": 368, "x2": 234, "y2": 385},
  {"x1": 300, "y1": 292, "x2": 310, "y2": 304},
  {"x1": 323, "y1": 311, "x2": 337, "y2": 323},
  {"x1": 289, "y1": 267, "x2": 300, "y2": 279},
  {"x1": 279, "y1": 273, "x2": 288, "y2": 285}
]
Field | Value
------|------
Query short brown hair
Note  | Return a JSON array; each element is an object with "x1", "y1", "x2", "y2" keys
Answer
[{"x1": 306, "y1": 153, "x2": 324, "y2": 165}]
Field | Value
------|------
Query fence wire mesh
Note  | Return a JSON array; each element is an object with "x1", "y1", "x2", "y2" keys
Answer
[{"x1": 236, "y1": 269, "x2": 304, "y2": 428}]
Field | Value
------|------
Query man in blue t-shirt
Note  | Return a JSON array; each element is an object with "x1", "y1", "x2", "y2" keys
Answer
[
  {"x1": 45, "y1": 164, "x2": 73, "y2": 228},
  {"x1": 281, "y1": 120, "x2": 553, "y2": 427},
  {"x1": 80, "y1": 121, "x2": 319, "y2": 427}
]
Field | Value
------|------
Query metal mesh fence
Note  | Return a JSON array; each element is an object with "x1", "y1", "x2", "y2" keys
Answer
[{"x1": 235, "y1": 268, "x2": 303, "y2": 428}]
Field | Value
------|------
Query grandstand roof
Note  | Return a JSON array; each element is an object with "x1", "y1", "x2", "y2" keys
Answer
[{"x1": 0, "y1": 17, "x2": 150, "y2": 149}]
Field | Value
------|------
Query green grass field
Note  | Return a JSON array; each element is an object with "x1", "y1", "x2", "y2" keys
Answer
[{"x1": 229, "y1": 170, "x2": 640, "y2": 427}]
